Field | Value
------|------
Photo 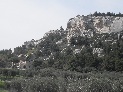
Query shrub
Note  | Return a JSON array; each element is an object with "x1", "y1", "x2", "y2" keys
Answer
[
  {"x1": 0, "y1": 80, "x2": 5, "y2": 88},
  {"x1": 7, "y1": 68, "x2": 123, "y2": 92},
  {"x1": 9, "y1": 79, "x2": 22, "y2": 92}
]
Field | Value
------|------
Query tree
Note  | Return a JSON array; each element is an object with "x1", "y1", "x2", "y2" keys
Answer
[
  {"x1": 102, "y1": 13, "x2": 106, "y2": 16},
  {"x1": 9, "y1": 56, "x2": 19, "y2": 63},
  {"x1": 33, "y1": 59, "x2": 43, "y2": 67},
  {"x1": 115, "y1": 59, "x2": 123, "y2": 71},
  {"x1": 103, "y1": 57, "x2": 115, "y2": 71},
  {"x1": 93, "y1": 11, "x2": 98, "y2": 16},
  {"x1": 60, "y1": 26, "x2": 64, "y2": 30},
  {"x1": 107, "y1": 12, "x2": 111, "y2": 16}
]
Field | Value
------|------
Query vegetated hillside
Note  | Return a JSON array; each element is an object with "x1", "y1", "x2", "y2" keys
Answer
[
  {"x1": 15, "y1": 12, "x2": 123, "y2": 72},
  {"x1": 1, "y1": 12, "x2": 123, "y2": 92},
  {"x1": 1, "y1": 12, "x2": 123, "y2": 72}
]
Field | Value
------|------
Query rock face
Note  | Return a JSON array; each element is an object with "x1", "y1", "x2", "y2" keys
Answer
[{"x1": 67, "y1": 15, "x2": 123, "y2": 43}]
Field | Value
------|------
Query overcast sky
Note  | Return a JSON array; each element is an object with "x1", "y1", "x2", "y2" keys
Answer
[{"x1": 0, "y1": 0, "x2": 123, "y2": 50}]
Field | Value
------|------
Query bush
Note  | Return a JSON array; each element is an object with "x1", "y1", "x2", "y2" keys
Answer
[
  {"x1": 0, "y1": 81, "x2": 5, "y2": 88},
  {"x1": 0, "y1": 69, "x2": 19, "y2": 78},
  {"x1": 8, "y1": 69, "x2": 123, "y2": 92},
  {"x1": 9, "y1": 79, "x2": 22, "y2": 92}
]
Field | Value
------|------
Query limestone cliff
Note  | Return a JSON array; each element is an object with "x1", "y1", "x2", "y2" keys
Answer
[{"x1": 67, "y1": 14, "x2": 123, "y2": 43}]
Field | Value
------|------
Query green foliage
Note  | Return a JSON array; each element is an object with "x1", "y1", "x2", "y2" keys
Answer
[
  {"x1": 9, "y1": 79, "x2": 22, "y2": 92},
  {"x1": 93, "y1": 11, "x2": 123, "y2": 17},
  {"x1": 7, "y1": 68, "x2": 123, "y2": 92},
  {"x1": 0, "y1": 69, "x2": 19, "y2": 79},
  {"x1": 70, "y1": 36, "x2": 90, "y2": 46},
  {"x1": 9, "y1": 56, "x2": 19, "y2": 63},
  {"x1": 0, "y1": 49, "x2": 13, "y2": 68},
  {"x1": 0, "y1": 81, "x2": 5, "y2": 88},
  {"x1": 0, "y1": 89, "x2": 8, "y2": 92},
  {"x1": 115, "y1": 59, "x2": 123, "y2": 71},
  {"x1": 14, "y1": 46, "x2": 27, "y2": 55},
  {"x1": 33, "y1": 59, "x2": 43, "y2": 67}
]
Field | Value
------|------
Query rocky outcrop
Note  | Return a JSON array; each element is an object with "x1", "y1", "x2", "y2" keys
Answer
[{"x1": 67, "y1": 15, "x2": 123, "y2": 43}]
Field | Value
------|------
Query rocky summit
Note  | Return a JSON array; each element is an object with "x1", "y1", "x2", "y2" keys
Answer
[{"x1": 67, "y1": 14, "x2": 123, "y2": 43}]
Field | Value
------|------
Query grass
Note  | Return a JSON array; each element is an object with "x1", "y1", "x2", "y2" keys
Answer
[{"x1": 0, "y1": 89, "x2": 8, "y2": 92}]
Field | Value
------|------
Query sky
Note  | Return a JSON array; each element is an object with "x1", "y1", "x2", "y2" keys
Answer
[{"x1": 0, "y1": 0, "x2": 123, "y2": 50}]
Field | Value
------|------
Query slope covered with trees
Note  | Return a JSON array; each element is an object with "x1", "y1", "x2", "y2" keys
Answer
[{"x1": 1, "y1": 12, "x2": 123, "y2": 91}]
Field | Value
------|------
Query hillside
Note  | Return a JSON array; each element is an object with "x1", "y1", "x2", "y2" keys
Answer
[
  {"x1": 1, "y1": 12, "x2": 123, "y2": 92},
  {"x1": 6, "y1": 12, "x2": 122, "y2": 72},
  {"x1": 1, "y1": 12, "x2": 123, "y2": 72}
]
